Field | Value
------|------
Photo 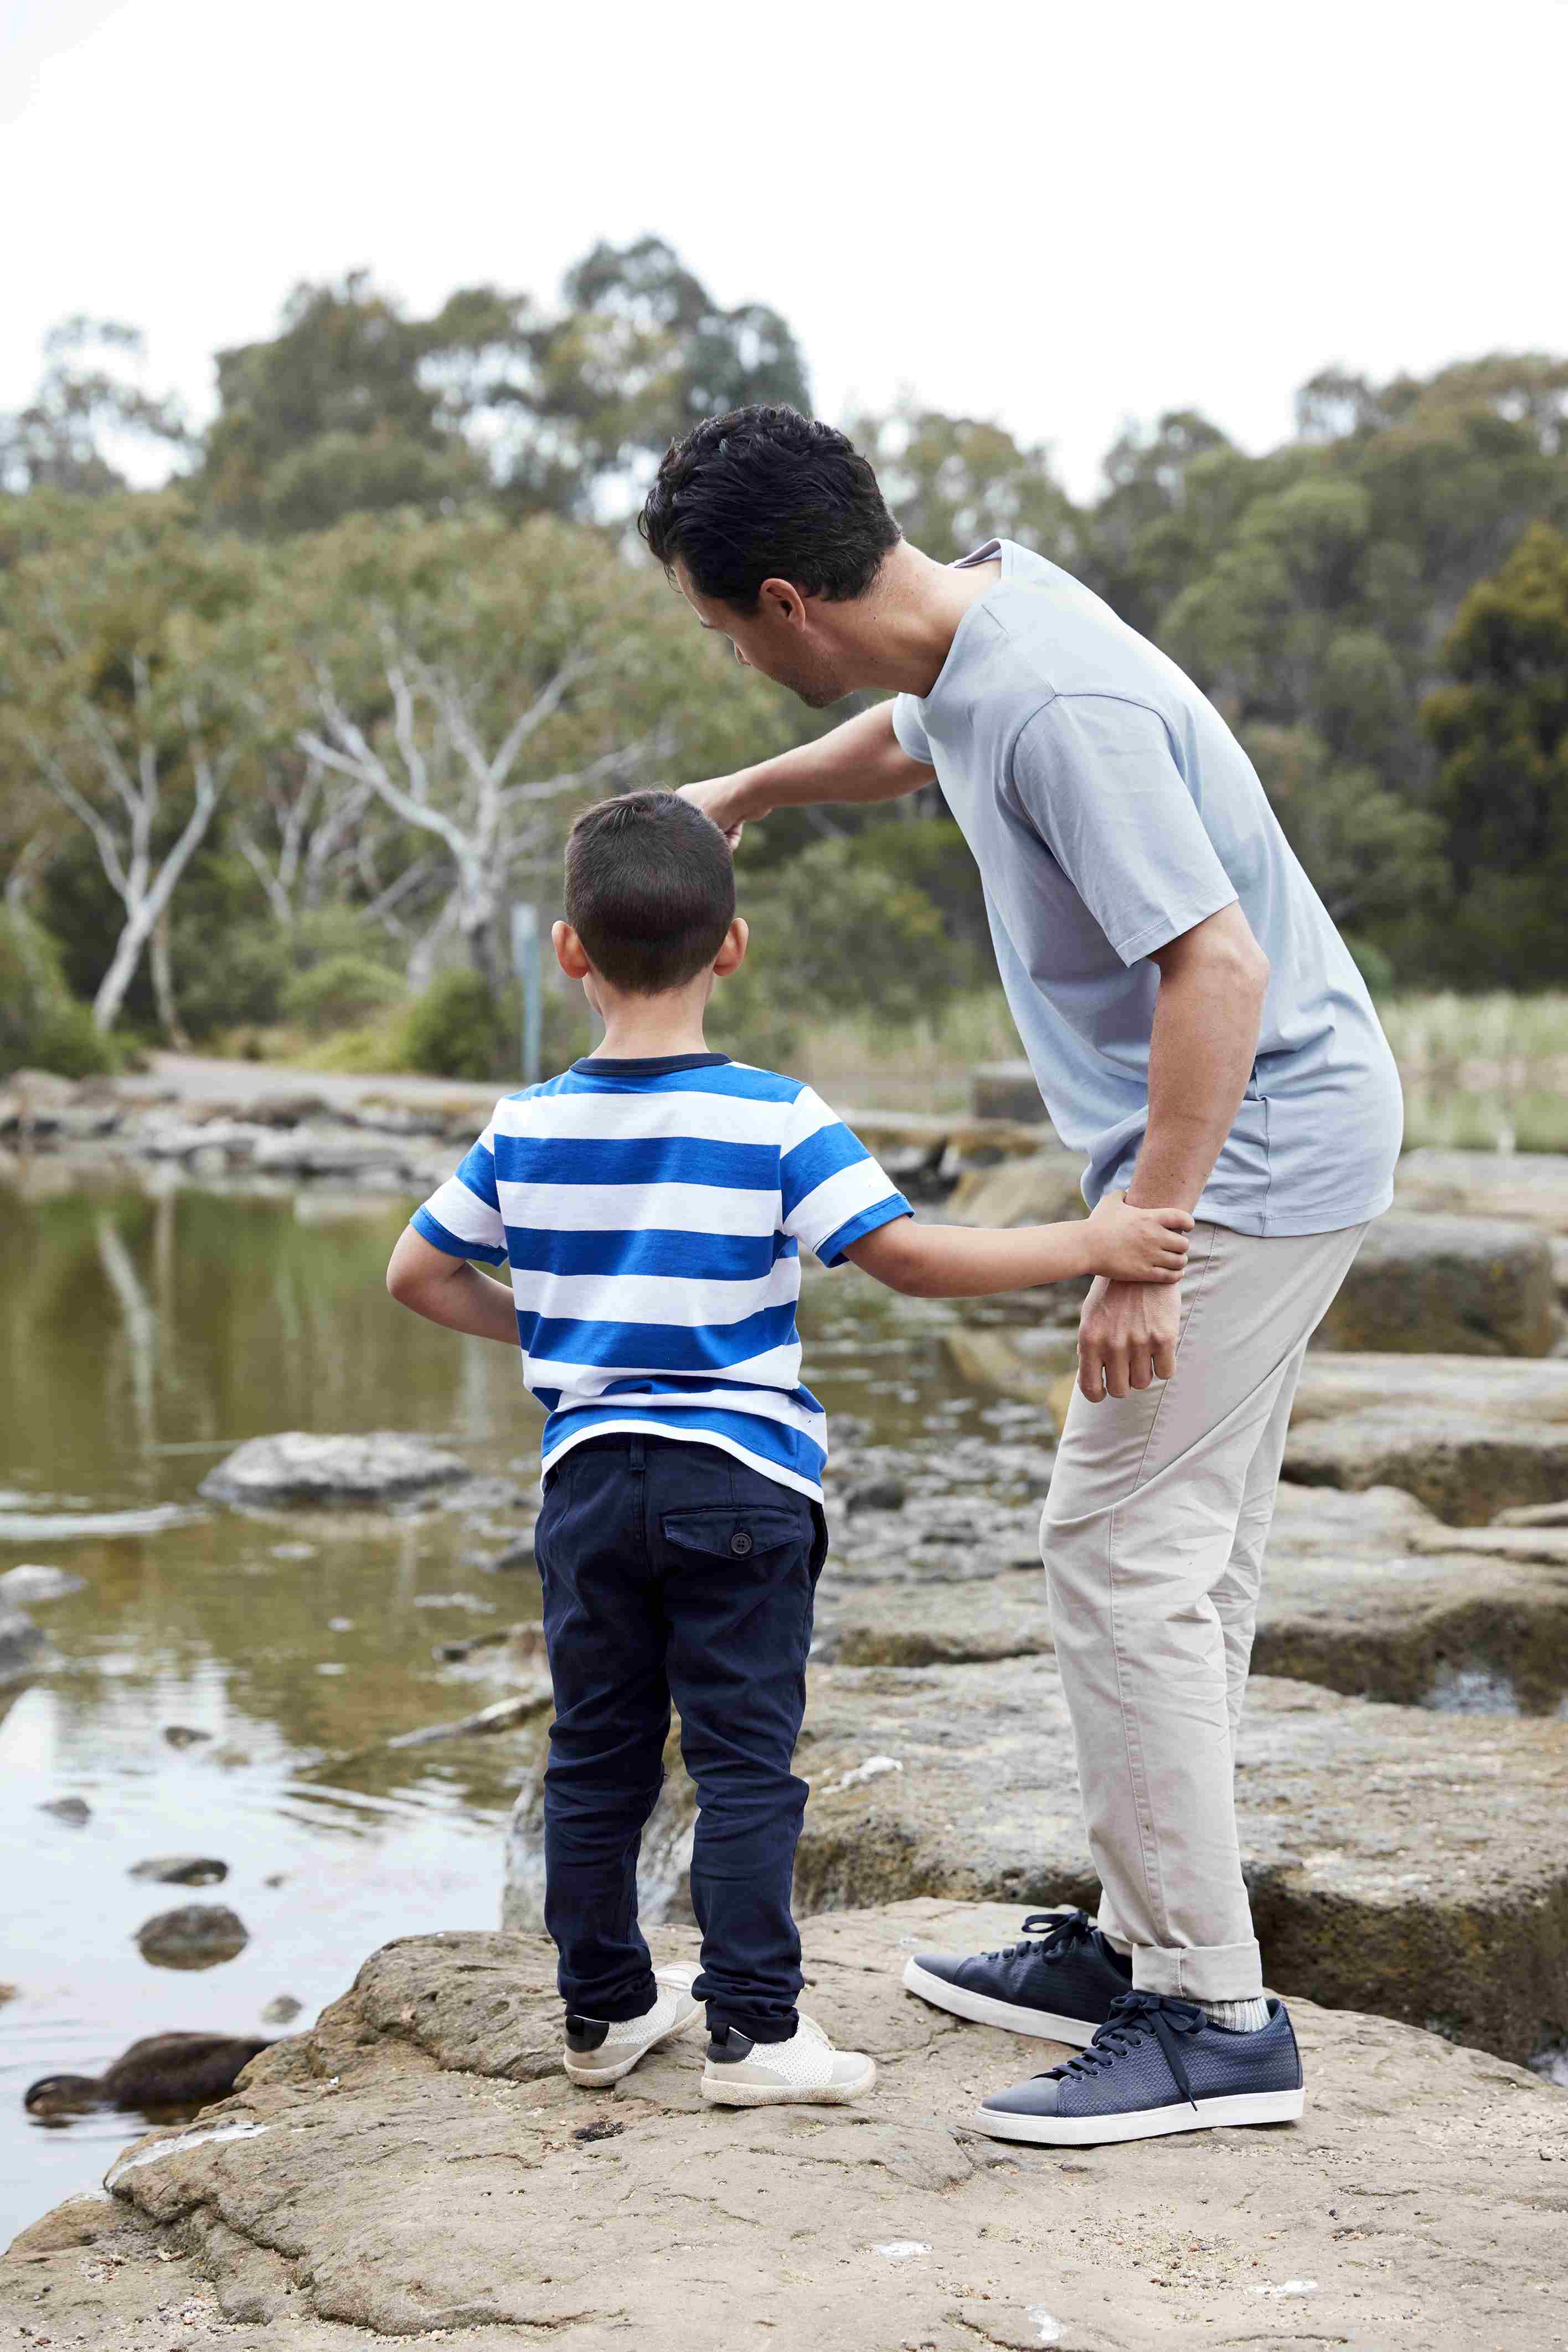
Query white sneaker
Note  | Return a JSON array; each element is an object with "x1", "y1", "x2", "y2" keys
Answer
[
  {"x1": 700, "y1": 2011, "x2": 876, "y2": 2107},
  {"x1": 562, "y1": 1963, "x2": 701, "y2": 2085}
]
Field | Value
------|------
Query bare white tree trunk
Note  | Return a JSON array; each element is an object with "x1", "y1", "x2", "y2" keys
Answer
[
  {"x1": 149, "y1": 909, "x2": 188, "y2": 1050},
  {"x1": 24, "y1": 661, "x2": 236, "y2": 1033}
]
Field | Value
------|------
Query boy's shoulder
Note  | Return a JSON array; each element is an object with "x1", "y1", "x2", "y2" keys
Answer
[{"x1": 491, "y1": 1061, "x2": 817, "y2": 1117}]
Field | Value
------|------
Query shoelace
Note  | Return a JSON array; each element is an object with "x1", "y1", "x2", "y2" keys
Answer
[
  {"x1": 987, "y1": 1907, "x2": 1099, "y2": 1964},
  {"x1": 1043, "y1": 1990, "x2": 1206, "y2": 2111}
]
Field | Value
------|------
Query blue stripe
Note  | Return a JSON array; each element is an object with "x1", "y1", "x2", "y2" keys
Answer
[
  {"x1": 817, "y1": 1194, "x2": 911, "y2": 1268},
  {"x1": 505, "y1": 1226, "x2": 796, "y2": 1281},
  {"x1": 554, "y1": 1064, "x2": 803, "y2": 1103},
  {"x1": 493, "y1": 1134, "x2": 780, "y2": 1192},
  {"x1": 411, "y1": 1205, "x2": 508, "y2": 1266},
  {"x1": 543, "y1": 1402, "x2": 826, "y2": 1484},
  {"x1": 780, "y1": 1121, "x2": 870, "y2": 1219},
  {"x1": 455, "y1": 1139, "x2": 499, "y2": 1209},
  {"x1": 521, "y1": 1302, "x2": 797, "y2": 1373}
]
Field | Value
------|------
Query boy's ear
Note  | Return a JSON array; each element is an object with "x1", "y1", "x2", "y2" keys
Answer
[
  {"x1": 553, "y1": 920, "x2": 591, "y2": 981},
  {"x1": 712, "y1": 916, "x2": 749, "y2": 978}
]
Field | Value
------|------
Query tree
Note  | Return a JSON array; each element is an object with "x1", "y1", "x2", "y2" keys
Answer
[
  {"x1": 0, "y1": 496, "x2": 254, "y2": 1033},
  {"x1": 1243, "y1": 723, "x2": 1446, "y2": 942},
  {"x1": 1421, "y1": 520, "x2": 1568, "y2": 982},
  {"x1": 251, "y1": 509, "x2": 800, "y2": 991},
  {"x1": 849, "y1": 407, "x2": 1078, "y2": 567},
  {"x1": 0, "y1": 319, "x2": 190, "y2": 497}
]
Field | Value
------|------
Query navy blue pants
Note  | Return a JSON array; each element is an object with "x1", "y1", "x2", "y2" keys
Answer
[{"x1": 534, "y1": 1433, "x2": 826, "y2": 2042}]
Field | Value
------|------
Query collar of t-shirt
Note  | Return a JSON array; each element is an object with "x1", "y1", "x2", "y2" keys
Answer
[{"x1": 569, "y1": 1053, "x2": 732, "y2": 1078}]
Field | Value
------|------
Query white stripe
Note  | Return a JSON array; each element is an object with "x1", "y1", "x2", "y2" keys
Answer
[
  {"x1": 787, "y1": 1159, "x2": 903, "y2": 1257},
  {"x1": 524, "y1": 1340, "x2": 805, "y2": 1395},
  {"x1": 493, "y1": 1091, "x2": 796, "y2": 1147},
  {"x1": 537, "y1": 1383, "x2": 824, "y2": 1431},
  {"x1": 496, "y1": 1180, "x2": 780, "y2": 1236},
  {"x1": 506, "y1": 1257, "x2": 801, "y2": 1328},
  {"x1": 781, "y1": 1086, "x2": 839, "y2": 1148},
  {"x1": 541, "y1": 1421, "x2": 824, "y2": 1500},
  {"x1": 423, "y1": 1174, "x2": 504, "y2": 1247}
]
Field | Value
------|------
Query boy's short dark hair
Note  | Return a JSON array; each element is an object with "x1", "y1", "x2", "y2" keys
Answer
[
  {"x1": 638, "y1": 404, "x2": 900, "y2": 613},
  {"x1": 564, "y1": 790, "x2": 735, "y2": 994}
]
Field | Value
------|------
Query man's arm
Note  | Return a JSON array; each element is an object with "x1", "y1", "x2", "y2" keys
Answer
[
  {"x1": 386, "y1": 1227, "x2": 519, "y2": 1344},
  {"x1": 1076, "y1": 902, "x2": 1270, "y2": 1401},
  {"x1": 680, "y1": 703, "x2": 931, "y2": 845}
]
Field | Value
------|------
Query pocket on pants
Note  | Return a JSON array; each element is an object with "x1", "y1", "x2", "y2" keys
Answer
[{"x1": 661, "y1": 1503, "x2": 809, "y2": 1566}]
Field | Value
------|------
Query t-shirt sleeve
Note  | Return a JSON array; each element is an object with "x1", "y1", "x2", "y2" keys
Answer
[
  {"x1": 1011, "y1": 696, "x2": 1239, "y2": 967},
  {"x1": 890, "y1": 693, "x2": 935, "y2": 766},
  {"x1": 778, "y1": 1086, "x2": 912, "y2": 1267},
  {"x1": 411, "y1": 1102, "x2": 508, "y2": 1266}
]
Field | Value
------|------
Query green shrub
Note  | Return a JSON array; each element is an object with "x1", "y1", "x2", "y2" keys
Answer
[
  {"x1": 397, "y1": 969, "x2": 508, "y2": 1081},
  {"x1": 281, "y1": 953, "x2": 408, "y2": 1036},
  {"x1": 1342, "y1": 934, "x2": 1397, "y2": 1000},
  {"x1": 0, "y1": 910, "x2": 118, "y2": 1079}
]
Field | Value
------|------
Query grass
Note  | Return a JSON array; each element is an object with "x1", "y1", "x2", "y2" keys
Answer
[{"x1": 796, "y1": 989, "x2": 1568, "y2": 1151}]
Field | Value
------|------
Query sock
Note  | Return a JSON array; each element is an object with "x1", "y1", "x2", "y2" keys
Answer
[{"x1": 1201, "y1": 1995, "x2": 1270, "y2": 2033}]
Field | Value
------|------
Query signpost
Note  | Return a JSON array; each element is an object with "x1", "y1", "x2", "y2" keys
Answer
[{"x1": 510, "y1": 904, "x2": 541, "y2": 1087}]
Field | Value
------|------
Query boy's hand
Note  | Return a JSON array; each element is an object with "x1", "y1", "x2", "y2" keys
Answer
[{"x1": 1084, "y1": 1192, "x2": 1193, "y2": 1284}]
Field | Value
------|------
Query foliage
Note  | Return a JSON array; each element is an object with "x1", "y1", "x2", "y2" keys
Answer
[
  {"x1": 396, "y1": 968, "x2": 508, "y2": 1081},
  {"x1": 0, "y1": 909, "x2": 118, "y2": 1078},
  {"x1": 1421, "y1": 520, "x2": 1568, "y2": 986},
  {"x1": 280, "y1": 954, "x2": 407, "y2": 1036}
]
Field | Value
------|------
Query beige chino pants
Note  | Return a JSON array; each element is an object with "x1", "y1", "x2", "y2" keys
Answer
[{"x1": 1041, "y1": 1219, "x2": 1368, "y2": 2002}]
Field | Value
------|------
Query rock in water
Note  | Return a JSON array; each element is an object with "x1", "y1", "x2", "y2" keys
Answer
[
  {"x1": 11, "y1": 1905, "x2": 1558, "y2": 2350},
  {"x1": 199, "y1": 1431, "x2": 472, "y2": 1509},
  {"x1": 135, "y1": 1905, "x2": 249, "y2": 1971},
  {"x1": 260, "y1": 1994, "x2": 302, "y2": 2025},
  {"x1": 128, "y1": 1856, "x2": 228, "y2": 1886},
  {"x1": 0, "y1": 1607, "x2": 46, "y2": 1685},
  {"x1": 0, "y1": 1564, "x2": 85, "y2": 1604},
  {"x1": 38, "y1": 1796, "x2": 90, "y2": 1827},
  {"x1": 1314, "y1": 1213, "x2": 1555, "y2": 1356},
  {"x1": 161, "y1": 1724, "x2": 212, "y2": 1750}
]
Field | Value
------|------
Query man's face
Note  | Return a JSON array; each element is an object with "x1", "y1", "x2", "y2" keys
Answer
[{"x1": 673, "y1": 564, "x2": 851, "y2": 711}]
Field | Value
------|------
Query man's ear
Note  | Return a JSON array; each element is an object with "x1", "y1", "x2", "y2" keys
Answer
[
  {"x1": 756, "y1": 579, "x2": 809, "y2": 633},
  {"x1": 712, "y1": 916, "x2": 749, "y2": 977},
  {"x1": 553, "y1": 920, "x2": 591, "y2": 981}
]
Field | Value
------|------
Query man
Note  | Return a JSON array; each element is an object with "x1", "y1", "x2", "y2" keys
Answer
[{"x1": 640, "y1": 404, "x2": 1403, "y2": 2147}]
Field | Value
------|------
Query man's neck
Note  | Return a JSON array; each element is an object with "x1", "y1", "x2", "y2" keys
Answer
[{"x1": 834, "y1": 540, "x2": 1002, "y2": 698}]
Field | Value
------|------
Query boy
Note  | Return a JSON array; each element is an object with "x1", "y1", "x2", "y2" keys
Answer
[{"x1": 386, "y1": 791, "x2": 1190, "y2": 2110}]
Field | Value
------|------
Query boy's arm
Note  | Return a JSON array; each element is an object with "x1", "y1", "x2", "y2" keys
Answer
[
  {"x1": 843, "y1": 1194, "x2": 1191, "y2": 1299},
  {"x1": 386, "y1": 1227, "x2": 519, "y2": 1344}
]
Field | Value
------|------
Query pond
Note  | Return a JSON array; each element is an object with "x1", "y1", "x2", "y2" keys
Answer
[{"x1": 0, "y1": 1173, "x2": 1014, "y2": 2245}]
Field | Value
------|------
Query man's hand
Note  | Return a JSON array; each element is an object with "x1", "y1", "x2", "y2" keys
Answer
[
  {"x1": 677, "y1": 777, "x2": 750, "y2": 850},
  {"x1": 1076, "y1": 1275, "x2": 1182, "y2": 1403}
]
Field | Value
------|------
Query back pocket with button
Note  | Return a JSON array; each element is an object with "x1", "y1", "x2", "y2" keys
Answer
[{"x1": 661, "y1": 1504, "x2": 808, "y2": 1564}]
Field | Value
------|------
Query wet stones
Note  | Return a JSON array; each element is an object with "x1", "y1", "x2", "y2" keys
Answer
[
  {"x1": 1285, "y1": 1354, "x2": 1568, "y2": 1523},
  {"x1": 129, "y1": 1856, "x2": 229, "y2": 1886},
  {"x1": 1314, "y1": 1213, "x2": 1556, "y2": 1356},
  {"x1": 38, "y1": 1796, "x2": 90, "y2": 1826},
  {"x1": 0, "y1": 1562, "x2": 85, "y2": 1603},
  {"x1": 199, "y1": 1430, "x2": 473, "y2": 1509},
  {"x1": 135, "y1": 1905, "x2": 250, "y2": 1971},
  {"x1": 0, "y1": 1607, "x2": 47, "y2": 1685}
]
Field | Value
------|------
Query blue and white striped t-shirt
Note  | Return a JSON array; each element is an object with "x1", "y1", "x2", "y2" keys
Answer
[{"x1": 411, "y1": 1053, "x2": 911, "y2": 1501}]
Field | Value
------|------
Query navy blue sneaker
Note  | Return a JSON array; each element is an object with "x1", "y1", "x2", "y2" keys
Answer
[
  {"x1": 970, "y1": 1990, "x2": 1305, "y2": 2146},
  {"x1": 902, "y1": 1909, "x2": 1132, "y2": 2047}
]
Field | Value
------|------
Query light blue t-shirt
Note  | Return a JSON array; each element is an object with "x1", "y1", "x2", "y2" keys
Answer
[{"x1": 891, "y1": 539, "x2": 1402, "y2": 1237}]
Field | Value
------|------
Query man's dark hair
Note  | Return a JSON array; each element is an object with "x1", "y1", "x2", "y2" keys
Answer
[
  {"x1": 564, "y1": 790, "x2": 735, "y2": 994},
  {"x1": 638, "y1": 404, "x2": 900, "y2": 612}
]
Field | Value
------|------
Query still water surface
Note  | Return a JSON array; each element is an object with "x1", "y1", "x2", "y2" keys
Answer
[{"x1": 0, "y1": 1173, "x2": 995, "y2": 2243}]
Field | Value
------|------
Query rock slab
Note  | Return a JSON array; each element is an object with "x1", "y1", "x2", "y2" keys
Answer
[
  {"x1": 1314, "y1": 1211, "x2": 1555, "y2": 1356},
  {"x1": 199, "y1": 1430, "x2": 472, "y2": 1509},
  {"x1": 4, "y1": 1902, "x2": 1562, "y2": 2351}
]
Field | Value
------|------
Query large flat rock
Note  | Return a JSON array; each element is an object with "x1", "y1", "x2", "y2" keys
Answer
[
  {"x1": 1396, "y1": 1146, "x2": 1568, "y2": 1235},
  {"x1": 1285, "y1": 1353, "x2": 1568, "y2": 1523},
  {"x1": 198, "y1": 1431, "x2": 473, "y2": 1509},
  {"x1": 4, "y1": 1903, "x2": 1561, "y2": 2350},
  {"x1": 1313, "y1": 1212, "x2": 1555, "y2": 1356},
  {"x1": 817, "y1": 1482, "x2": 1568, "y2": 1712}
]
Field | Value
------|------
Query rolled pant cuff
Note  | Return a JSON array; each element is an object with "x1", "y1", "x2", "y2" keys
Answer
[{"x1": 1131, "y1": 1938, "x2": 1263, "y2": 2004}]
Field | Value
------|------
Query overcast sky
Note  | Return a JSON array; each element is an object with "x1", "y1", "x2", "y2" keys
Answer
[{"x1": 4, "y1": 0, "x2": 1565, "y2": 499}]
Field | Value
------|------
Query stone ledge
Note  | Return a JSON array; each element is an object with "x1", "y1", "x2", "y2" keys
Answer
[{"x1": 6, "y1": 1902, "x2": 1560, "y2": 2352}]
